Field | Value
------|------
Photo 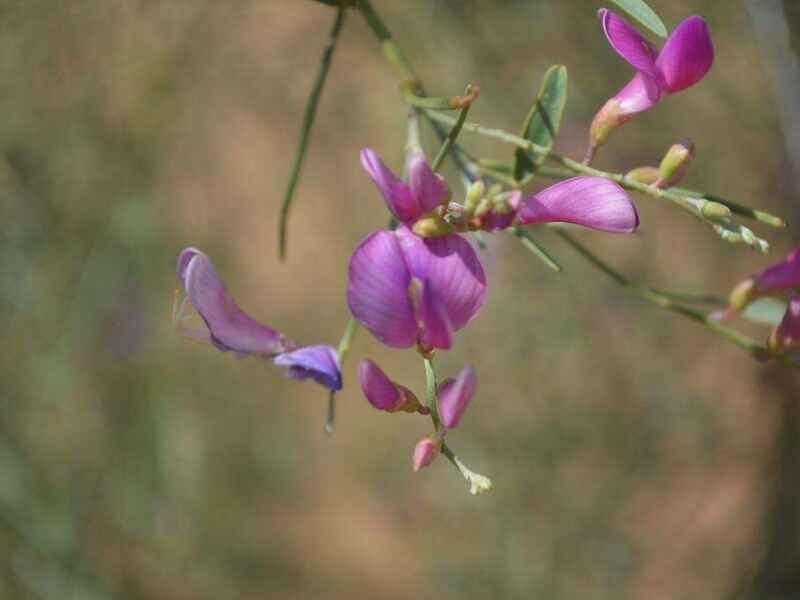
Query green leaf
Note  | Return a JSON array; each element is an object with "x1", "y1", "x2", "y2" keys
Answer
[
  {"x1": 743, "y1": 297, "x2": 787, "y2": 328},
  {"x1": 610, "y1": 0, "x2": 668, "y2": 38},
  {"x1": 513, "y1": 65, "x2": 568, "y2": 181}
]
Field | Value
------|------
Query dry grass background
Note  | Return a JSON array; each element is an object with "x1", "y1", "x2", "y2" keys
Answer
[{"x1": 0, "y1": 1, "x2": 798, "y2": 598}]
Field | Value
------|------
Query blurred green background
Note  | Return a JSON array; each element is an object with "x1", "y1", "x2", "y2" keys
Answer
[{"x1": 2, "y1": 1, "x2": 799, "y2": 598}]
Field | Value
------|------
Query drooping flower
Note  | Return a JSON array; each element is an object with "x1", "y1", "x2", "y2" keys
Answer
[
  {"x1": 358, "y1": 359, "x2": 427, "y2": 413},
  {"x1": 588, "y1": 10, "x2": 714, "y2": 153},
  {"x1": 274, "y1": 345, "x2": 343, "y2": 391},
  {"x1": 347, "y1": 226, "x2": 486, "y2": 351},
  {"x1": 724, "y1": 248, "x2": 800, "y2": 315},
  {"x1": 438, "y1": 365, "x2": 476, "y2": 429},
  {"x1": 361, "y1": 148, "x2": 449, "y2": 225},
  {"x1": 768, "y1": 295, "x2": 800, "y2": 354},
  {"x1": 176, "y1": 248, "x2": 342, "y2": 391}
]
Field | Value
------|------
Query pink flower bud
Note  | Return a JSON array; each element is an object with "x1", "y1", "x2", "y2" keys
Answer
[{"x1": 412, "y1": 436, "x2": 442, "y2": 472}]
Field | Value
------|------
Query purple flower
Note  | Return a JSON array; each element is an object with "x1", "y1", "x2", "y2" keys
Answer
[
  {"x1": 514, "y1": 176, "x2": 639, "y2": 233},
  {"x1": 438, "y1": 365, "x2": 476, "y2": 429},
  {"x1": 769, "y1": 295, "x2": 800, "y2": 354},
  {"x1": 274, "y1": 345, "x2": 342, "y2": 391},
  {"x1": 176, "y1": 248, "x2": 342, "y2": 391},
  {"x1": 724, "y1": 248, "x2": 800, "y2": 315},
  {"x1": 361, "y1": 148, "x2": 449, "y2": 225},
  {"x1": 176, "y1": 248, "x2": 294, "y2": 356},
  {"x1": 358, "y1": 359, "x2": 426, "y2": 413},
  {"x1": 347, "y1": 226, "x2": 486, "y2": 350},
  {"x1": 589, "y1": 10, "x2": 714, "y2": 151}
]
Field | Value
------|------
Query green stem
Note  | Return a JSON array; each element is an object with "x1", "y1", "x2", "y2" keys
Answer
[
  {"x1": 336, "y1": 317, "x2": 360, "y2": 357},
  {"x1": 430, "y1": 85, "x2": 475, "y2": 173},
  {"x1": 279, "y1": 6, "x2": 346, "y2": 260},
  {"x1": 552, "y1": 228, "x2": 771, "y2": 361},
  {"x1": 422, "y1": 355, "x2": 442, "y2": 430},
  {"x1": 326, "y1": 317, "x2": 360, "y2": 434},
  {"x1": 355, "y1": 0, "x2": 417, "y2": 85}
]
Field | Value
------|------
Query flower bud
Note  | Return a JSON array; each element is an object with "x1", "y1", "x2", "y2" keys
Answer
[
  {"x1": 625, "y1": 166, "x2": 660, "y2": 185},
  {"x1": 412, "y1": 435, "x2": 442, "y2": 472},
  {"x1": 438, "y1": 365, "x2": 476, "y2": 429},
  {"x1": 359, "y1": 360, "x2": 426, "y2": 414},
  {"x1": 589, "y1": 99, "x2": 629, "y2": 152},
  {"x1": 700, "y1": 201, "x2": 732, "y2": 222},
  {"x1": 412, "y1": 214, "x2": 454, "y2": 238},
  {"x1": 463, "y1": 180, "x2": 486, "y2": 218},
  {"x1": 728, "y1": 278, "x2": 761, "y2": 314},
  {"x1": 656, "y1": 139, "x2": 695, "y2": 188},
  {"x1": 768, "y1": 295, "x2": 800, "y2": 355}
]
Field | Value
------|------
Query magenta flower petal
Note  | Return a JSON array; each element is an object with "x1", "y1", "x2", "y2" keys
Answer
[
  {"x1": 274, "y1": 345, "x2": 342, "y2": 391},
  {"x1": 770, "y1": 295, "x2": 800, "y2": 353},
  {"x1": 347, "y1": 231, "x2": 419, "y2": 348},
  {"x1": 438, "y1": 365, "x2": 476, "y2": 429},
  {"x1": 755, "y1": 248, "x2": 800, "y2": 293},
  {"x1": 395, "y1": 227, "x2": 487, "y2": 332},
  {"x1": 656, "y1": 16, "x2": 714, "y2": 94},
  {"x1": 516, "y1": 176, "x2": 639, "y2": 233},
  {"x1": 360, "y1": 148, "x2": 421, "y2": 223},
  {"x1": 413, "y1": 436, "x2": 441, "y2": 472},
  {"x1": 600, "y1": 9, "x2": 660, "y2": 78},
  {"x1": 614, "y1": 72, "x2": 664, "y2": 117},
  {"x1": 358, "y1": 359, "x2": 403, "y2": 411},
  {"x1": 180, "y1": 249, "x2": 294, "y2": 356},
  {"x1": 407, "y1": 152, "x2": 449, "y2": 214},
  {"x1": 418, "y1": 282, "x2": 453, "y2": 350}
]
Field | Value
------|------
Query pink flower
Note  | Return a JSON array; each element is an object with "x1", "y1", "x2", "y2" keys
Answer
[
  {"x1": 347, "y1": 226, "x2": 486, "y2": 351},
  {"x1": 514, "y1": 176, "x2": 639, "y2": 233},
  {"x1": 589, "y1": 10, "x2": 714, "y2": 151}
]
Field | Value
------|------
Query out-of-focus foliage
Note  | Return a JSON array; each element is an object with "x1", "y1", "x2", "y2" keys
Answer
[{"x1": 0, "y1": 1, "x2": 798, "y2": 599}]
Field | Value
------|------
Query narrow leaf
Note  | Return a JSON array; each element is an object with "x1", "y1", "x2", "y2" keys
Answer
[
  {"x1": 513, "y1": 65, "x2": 568, "y2": 181},
  {"x1": 513, "y1": 227, "x2": 562, "y2": 272},
  {"x1": 610, "y1": 0, "x2": 668, "y2": 38},
  {"x1": 279, "y1": 7, "x2": 346, "y2": 260},
  {"x1": 743, "y1": 297, "x2": 788, "y2": 328}
]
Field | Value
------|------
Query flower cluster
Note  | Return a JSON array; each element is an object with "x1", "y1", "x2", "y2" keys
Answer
[
  {"x1": 172, "y1": 3, "x2": 734, "y2": 495},
  {"x1": 348, "y1": 148, "x2": 639, "y2": 476}
]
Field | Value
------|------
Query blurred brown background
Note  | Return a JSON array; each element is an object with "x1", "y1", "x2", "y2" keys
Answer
[{"x1": 1, "y1": 1, "x2": 799, "y2": 598}]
